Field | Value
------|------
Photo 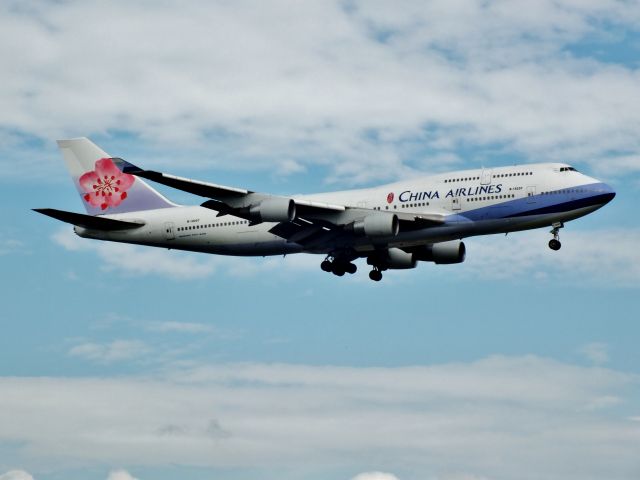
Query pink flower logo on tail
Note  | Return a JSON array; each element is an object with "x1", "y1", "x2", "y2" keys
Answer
[{"x1": 79, "y1": 158, "x2": 135, "y2": 210}]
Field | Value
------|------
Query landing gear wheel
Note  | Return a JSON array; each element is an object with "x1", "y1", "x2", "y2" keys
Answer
[
  {"x1": 331, "y1": 263, "x2": 346, "y2": 276},
  {"x1": 549, "y1": 222, "x2": 564, "y2": 251},
  {"x1": 369, "y1": 269, "x2": 383, "y2": 282},
  {"x1": 320, "y1": 260, "x2": 332, "y2": 272},
  {"x1": 346, "y1": 263, "x2": 357, "y2": 274}
]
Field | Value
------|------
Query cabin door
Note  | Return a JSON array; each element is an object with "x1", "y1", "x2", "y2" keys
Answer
[
  {"x1": 526, "y1": 186, "x2": 536, "y2": 203},
  {"x1": 164, "y1": 222, "x2": 175, "y2": 240},
  {"x1": 481, "y1": 169, "x2": 492, "y2": 185}
]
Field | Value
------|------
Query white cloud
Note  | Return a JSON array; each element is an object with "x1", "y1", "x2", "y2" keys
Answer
[
  {"x1": 52, "y1": 228, "x2": 217, "y2": 280},
  {"x1": 106, "y1": 470, "x2": 140, "y2": 480},
  {"x1": 0, "y1": 470, "x2": 139, "y2": 480},
  {"x1": 0, "y1": 467, "x2": 141, "y2": 480},
  {"x1": 1, "y1": 1, "x2": 640, "y2": 183},
  {"x1": 457, "y1": 228, "x2": 640, "y2": 287},
  {"x1": 51, "y1": 225, "x2": 640, "y2": 287},
  {"x1": 0, "y1": 356, "x2": 637, "y2": 479},
  {"x1": 0, "y1": 472, "x2": 34, "y2": 480},
  {"x1": 68, "y1": 340, "x2": 149, "y2": 363},
  {"x1": 351, "y1": 473, "x2": 399, "y2": 480},
  {"x1": 579, "y1": 343, "x2": 610, "y2": 365},
  {"x1": 583, "y1": 395, "x2": 621, "y2": 411},
  {"x1": 0, "y1": 235, "x2": 24, "y2": 256},
  {"x1": 51, "y1": 227, "x2": 318, "y2": 281},
  {"x1": 434, "y1": 475, "x2": 489, "y2": 480},
  {"x1": 147, "y1": 321, "x2": 214, "y2": 334}
]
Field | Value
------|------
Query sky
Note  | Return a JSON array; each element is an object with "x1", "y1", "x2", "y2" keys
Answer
[{"x1": 1, "y1": 1, "x2": 640, "y2": 480}]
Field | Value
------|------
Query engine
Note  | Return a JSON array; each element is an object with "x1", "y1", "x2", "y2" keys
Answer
[
  {"x1": 413, "y1": 240, "x2": 466, "y2": 264},
  {"x1": 367, "y1": 247, "x2": 416, "y2": 270},
  {"x1": 249, "y1": 197, "x2": 296, "y2": 223},
  {"x1": 353, "y1": 213, "x2": 399, "y2": 237},
  {"x1": 385, "y1": 248, "x2": 416, "y2": 269}
]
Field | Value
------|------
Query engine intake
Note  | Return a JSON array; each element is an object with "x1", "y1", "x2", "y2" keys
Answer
[
  {"x1": 413, "y1": 240, "x2": 466, "y2": 264},
  {"x1": 250, "y1": 198, "x2": 296, "y2": 223},
  {"x1": 353, "y1": 213, "x2": 399, "y2": 237}
]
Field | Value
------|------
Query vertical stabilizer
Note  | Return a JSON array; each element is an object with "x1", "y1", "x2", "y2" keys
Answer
[{"x1": 58, "y1": 138, "x2": 177, "y2": 214}]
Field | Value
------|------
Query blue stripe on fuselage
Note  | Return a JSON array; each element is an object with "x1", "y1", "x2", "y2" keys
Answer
[{"x1": 460, "y1": 182, "x2": 615, "y2": 222}]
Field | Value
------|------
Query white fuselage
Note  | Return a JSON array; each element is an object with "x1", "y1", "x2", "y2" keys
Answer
[{"x1": 75, "y1": 163, "x2": 615, "y2": 257}]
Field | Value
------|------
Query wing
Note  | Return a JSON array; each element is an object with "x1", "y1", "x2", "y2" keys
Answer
[
  {"x1": 113, "y1": 158, "x2": 444, "y2": 246},
  {"x1": 114, "y1": 158, "x2": 345, "y2": 222}
]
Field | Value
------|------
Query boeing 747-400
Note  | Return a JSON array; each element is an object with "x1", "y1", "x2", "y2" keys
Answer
[{"x1": 35, "y1": 138, "x2": 616, "y2": 281}]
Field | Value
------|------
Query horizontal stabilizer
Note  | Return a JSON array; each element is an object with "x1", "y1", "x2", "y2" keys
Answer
[{"x1": 33, "y1": 208, "x2": 145, "y2": 231}]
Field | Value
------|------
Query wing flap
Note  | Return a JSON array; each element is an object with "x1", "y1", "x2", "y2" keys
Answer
[{"x1": 268, "y1": 220, "x2": 339, "y2": 247}]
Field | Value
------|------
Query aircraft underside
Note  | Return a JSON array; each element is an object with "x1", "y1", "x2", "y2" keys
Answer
[{"x1": 84, "y1": 203, "x2": 603, "y2": 282}]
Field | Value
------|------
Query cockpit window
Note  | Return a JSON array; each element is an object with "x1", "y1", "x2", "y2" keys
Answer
[{"x1": 560, "y1": 166, "x2": 578, "y2": 172}]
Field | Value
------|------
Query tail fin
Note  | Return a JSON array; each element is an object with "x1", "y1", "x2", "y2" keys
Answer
[{"x1": 58, "y1": 138, "x2": 177, "y2": 215}]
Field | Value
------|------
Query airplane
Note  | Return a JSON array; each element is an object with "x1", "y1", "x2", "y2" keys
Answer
[{"x1": 35, "y1": 138, "x2": 616, "y2": 281}]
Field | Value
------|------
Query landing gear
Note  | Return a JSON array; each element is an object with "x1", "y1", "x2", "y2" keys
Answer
[
  {"x1": 320, "y1": 255, "x2": 357, "y2": 277},
  {"x1": 365, "y1": 254, "x2": 389, "y2": 282},
  {"x1": 332, "y1": 263, "x2": 346, "y2": 276},
  {"x1": 368, "y1": 269, "x2": 383, "y2": 282},
  {"x1": 548, "y1": 222, "x2": 563, "y2": 251}
]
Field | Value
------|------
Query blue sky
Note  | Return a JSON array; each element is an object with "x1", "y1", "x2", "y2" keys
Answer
[{"x1": 1, "y1": 2, "x2": 640, "y2": 480}]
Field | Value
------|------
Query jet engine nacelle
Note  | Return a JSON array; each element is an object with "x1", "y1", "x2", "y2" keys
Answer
[
  {"x1": 386, "y1": 247, "x2": 416, "y2": 269},
  {"x1": 367, "y1": 247, "x2": 417, "y2": 270},
  {"x1": 353, "y1": 213, "x2": 399, "y2": 237},
  {"x1": 250, "y1": 198, "x2": 296, "y2": 223},
  {"x1": 414, "y1": 240, "x2": 466, "y2": 264}
]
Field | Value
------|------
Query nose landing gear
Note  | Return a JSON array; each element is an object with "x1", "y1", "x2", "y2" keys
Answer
[{"x1": 548, "y1": 222, "x2": 563, "y2": 251}]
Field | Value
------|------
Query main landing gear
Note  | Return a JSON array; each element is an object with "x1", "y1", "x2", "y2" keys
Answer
[
  {"x1": 548, "y1": 222, "x2": 563, "y2": 251},
  {"x1": 368, "y1": 268, "x2": 383, "y2": 282},
  {"x1": 320, "y1": 256, "x2": 357, "y2": 277}
]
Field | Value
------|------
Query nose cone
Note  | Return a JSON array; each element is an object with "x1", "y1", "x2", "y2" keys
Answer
[{"x1": 600, "y1": 183, "x2": 616, "y2": 205}]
